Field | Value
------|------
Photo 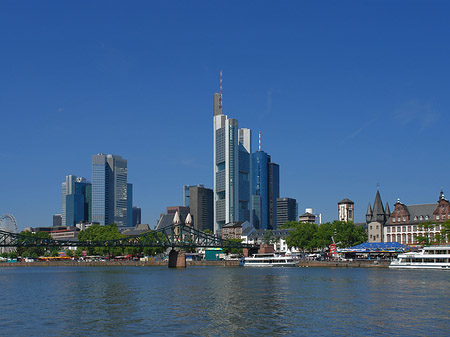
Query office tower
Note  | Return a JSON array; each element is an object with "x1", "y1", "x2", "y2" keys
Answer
[
  {"x1": 132, "y1": 207, "x2": 141, "y2": 227},
  {"x1": 268, "y1": 162, "x2": 280, "y2": 228},
  {"x1": 189, "y1": 185, "x2": 213, "y2": 232},
  {"x1": 92, "y1": 154, "x2": 128, "y2": 226},
  {"x1": 251, "y1": 132, "x2": 280, "y2": 230},
  {"x1": 127, "y1": 183, "x2": 133, "y2": 227},
  {"x1": 61, "y1": 174, "x2": 77, "y2": 226},
  {"x1": 277, "y1": 198, "x2": 298, "y2": 227},
  {"x1": 338, "y1": 198, "x2": 354, "y2": 222},
  {"x1": 53, "y1": 214, "x2": 62, "y2": 227},
  {"x1": 62, "y1": 176, "x2": 91, "y2": 226},
  {"x1": 213, "y1": 72, "x2": 252, "y2": 234},
  {"x1": 182, "y1": 184, "x2": 204, "y2": 207}
]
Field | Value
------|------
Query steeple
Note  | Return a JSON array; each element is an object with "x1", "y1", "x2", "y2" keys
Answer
[
  {"x1": 372, "y1": 190, "x2": 386, "y2": 223},
  {"x1": 385, "y1": 202, "x2": 391, "y2": 219},
  {"x1": 366, "y1": 202, "x2": 373, "y2": 223}
]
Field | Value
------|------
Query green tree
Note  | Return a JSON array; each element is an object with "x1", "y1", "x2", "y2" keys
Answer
[
  {"x1": 263, "y1": 230, "x2": 274, "y2": 244},
  {"x1": 203, "y1": 229, "x2": 213, "y2": 235},
  {"x1": 284, "y1": 222, "x2": 318, "y2": 252},
  {"x1": 16, "y1": 230, "x2": 53, "y2": 257},
  {"x1": 78, "y1": 224, "x2": 124, "y2": 257}
]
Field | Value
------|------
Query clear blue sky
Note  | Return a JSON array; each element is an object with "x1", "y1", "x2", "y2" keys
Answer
[{"x1": 1, "y1": 1, "x2": 450, "y2": 230}]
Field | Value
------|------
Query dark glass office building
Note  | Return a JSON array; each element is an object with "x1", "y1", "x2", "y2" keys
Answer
[{"x1": 252, "y1": 151, "x2": 279, "y2": 229}]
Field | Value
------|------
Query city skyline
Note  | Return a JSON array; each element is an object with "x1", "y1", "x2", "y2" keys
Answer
[{"x1": 1, "y1": 2, "x2": 450, "y2": 230}]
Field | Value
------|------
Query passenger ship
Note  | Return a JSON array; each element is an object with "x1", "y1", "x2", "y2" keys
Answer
[
  {"x1": 240, "y1": 253, "x2": 298, "y2": 267},
  {"x1": 390, "y1": 246, "x2": 450, "y2": 269}
]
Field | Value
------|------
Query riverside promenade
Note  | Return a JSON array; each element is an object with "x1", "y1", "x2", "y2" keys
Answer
[{"x1": 0, "y1": 259, "x2": 390, "y2": 268}]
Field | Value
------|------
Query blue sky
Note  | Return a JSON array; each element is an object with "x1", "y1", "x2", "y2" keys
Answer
[{"x1": 1, "y1": 1, "x2": 450, "y2": 230}]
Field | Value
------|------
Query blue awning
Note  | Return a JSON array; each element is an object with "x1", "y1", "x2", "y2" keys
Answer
[{"x1": 337, "y1": 242, "x2": 411, "y2": 253}]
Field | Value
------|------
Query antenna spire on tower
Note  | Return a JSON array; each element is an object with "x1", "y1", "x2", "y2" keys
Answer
[
  {"x1": 259, "y1": 130, "x2": 261, "y2": 151},
  {"x1": 219, "y1": 69, "x2": 222, "y2": 110}
]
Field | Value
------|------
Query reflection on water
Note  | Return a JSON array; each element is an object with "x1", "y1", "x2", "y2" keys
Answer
[{"x1": 0, "y1": 266, "x2": 449, "y2": 336}]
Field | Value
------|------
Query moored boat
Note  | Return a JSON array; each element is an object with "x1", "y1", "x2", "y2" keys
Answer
[
  {"x1": 240, "y1": 253, "x2": 298, "y2": 267},
  {"x1": 390, "y1": 245, "x2": 450, "y2": 269}
]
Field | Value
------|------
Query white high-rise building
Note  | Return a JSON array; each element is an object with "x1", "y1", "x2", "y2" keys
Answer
[{"x1": 213, "y1": 72, "x2": 252, "y2": 234}]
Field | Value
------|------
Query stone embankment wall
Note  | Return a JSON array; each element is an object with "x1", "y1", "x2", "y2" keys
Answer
[
  {"x1": 0, "y1": 260, "x2": 241, "y2": 267},
  {"x1": 298, "y1": 260, "x2": 390, "y2": 268},
  {"x1": 0, "y1": 260, "x2": 389, "y2": 268}
]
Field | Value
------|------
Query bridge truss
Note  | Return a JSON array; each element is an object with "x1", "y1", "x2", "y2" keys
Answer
[{"x1": 0, "y1": 223, "x2": 255, "y2": 250}]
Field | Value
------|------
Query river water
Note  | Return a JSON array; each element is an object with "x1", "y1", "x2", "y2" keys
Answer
[{"x1": 0, "y1": 266, "x2": 449, "y2": 336}]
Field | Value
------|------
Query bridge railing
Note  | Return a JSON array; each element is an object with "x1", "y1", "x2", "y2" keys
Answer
[{"x1": 0, "y1": 224, "x2": 256, "y2": 249}]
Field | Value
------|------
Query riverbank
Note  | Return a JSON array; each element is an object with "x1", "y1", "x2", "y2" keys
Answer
[
  {"x1": 0, "y1": 260, "x2": 390, "y2": 268},
  {"x1": 297, "y1": 260, "x2": 390, "y2": 268}
]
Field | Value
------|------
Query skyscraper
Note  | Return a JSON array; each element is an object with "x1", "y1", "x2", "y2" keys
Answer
[
  {"x1": 277, "y1": 197, "x2": 298, "y2": 227},
  {"x1": 251, "y1": 132, "x2": 280, "y2": 229},
  {"x1": 213, "y1": 72, "x2": 252, "y2": 234},
  {"x1": 62, "y1": 175, "x2": 91, "y2": 226},
  {"x1": 189, "y1": 185, "x2": 213, "y2": 232},
  {"x1": 132, "y1": 206, "x2": 141, "y2": 227},
  {"x1": 127, "y1": 183, "x2": 133, "y2": 227},
  {"x1": 92, "y1": 154, "x2": 128, "y2": 226}
]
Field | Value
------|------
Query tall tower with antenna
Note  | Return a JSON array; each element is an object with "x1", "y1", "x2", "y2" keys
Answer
[
  {"x1": 213, "y1": 71, "x2": 252, "y2": 234},
  {"x1": 213, "y1": 70, "x2": 223, "y2": 116}
]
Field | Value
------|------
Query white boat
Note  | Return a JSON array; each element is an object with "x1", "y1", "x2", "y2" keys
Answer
[
  {"x1": 390, "y1": 246, "x2": 450, "y2": 269},
  {"x1": 240, "y1": 253, "x2": 298, "y2": 267}
]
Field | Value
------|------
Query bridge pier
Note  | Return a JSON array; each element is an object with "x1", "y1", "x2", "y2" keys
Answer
[{"x1": 168, "y1": 249, "x2": 186, "y2": 268}]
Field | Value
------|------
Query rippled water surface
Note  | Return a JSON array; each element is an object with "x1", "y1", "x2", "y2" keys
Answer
[{"x1": 1, "y1": 266, "x2": 449, "y2": 336}]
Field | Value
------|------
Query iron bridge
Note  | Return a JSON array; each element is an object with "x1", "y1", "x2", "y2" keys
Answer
[{"x1": 0, "y1": 223, "x2": 256, "y2": 249}]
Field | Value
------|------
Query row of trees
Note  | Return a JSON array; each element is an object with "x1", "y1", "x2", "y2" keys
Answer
[
  {"x1": 414, "y1": 220, "x2": 450, "y2": 245},
  {"x1": 6, "y1": 224, "x2": 165, "y2": 259},
  {"x1": 280, "y1": 221, "x2": 367, "y2": 252},
  {"x1": 77, "y1": 224, "x2": 164, "y2": 257}
]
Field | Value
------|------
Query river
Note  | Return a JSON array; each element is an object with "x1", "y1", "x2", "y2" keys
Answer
[{"x1": 0, "y1": 266, "x2": 449, "y2": 336}]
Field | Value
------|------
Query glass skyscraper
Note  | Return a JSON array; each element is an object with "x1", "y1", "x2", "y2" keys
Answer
[
  {"x1": 252, "y1": 151, "x2": 280, "y2": 229},
  {"x1": 62, "y1": 175, "x2": 91, "y2": 226},
  {"x1": 213, "y1": 102, "x2": 252, "y2": 234},
  {"x1": 92, "y1": 154, "x2": 128, "y2": 226}
]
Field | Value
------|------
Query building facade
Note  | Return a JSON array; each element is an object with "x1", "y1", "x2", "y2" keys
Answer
[
  {"x1": 213, "y1": 78, "x2": 252, "y2": 234},
  {"x1": 92, "y1": 154, "x2": 128, "y2": 226},
  {"x1": 132, "y1": 207, "x2": 141, "y2": 227},
  {"x1": 62, "y1": 175, "x2": 91, "y2": 226},
  {"x1": 384, "y1": 190, "x2": 450, "y2": 245},
  {"x1": 338, "y1": 198, "x2": 354, "y2": 222},
  {"x1": 189, "y1": 185, "x2": 213, "y2": 232},
  {"x1": 252, "y1": 147, "x2": 280, "y2": 230},
  {"x1": 277, "y1": 198, "x2": 298, "y2": 227}
]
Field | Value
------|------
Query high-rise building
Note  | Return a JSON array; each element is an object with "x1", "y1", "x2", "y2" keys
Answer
[
  {"x1": 251, "y1": 133, "x2": 280, "y2": 229},
  {"x1": 268, "y1": 162, "x2": 280, "y2": 228},
  {"x1": 338, "y1": 198, "x2": 354, "y2": 222},
  {"x1": 62, "y1": 176, "x2": 91, "y2": 226},
  {"x1": 132, "y1": 207, "x2": 141, "y2": 227},
  {"x1": 182, "y1": 184, "x2": 204, "y2": 207},
  {"x1": 127, "y1": 183, "x2": 133, "y2": 227},
  {"x1": 53, "y1": 214, "x2": 62, "y2": 227},
  {"x1": 189, "y1": 185, "x2": 213, "y2": 232},
  {"x1": 277, "y1": 198, "x2": 298, "y2": 227},
  {"x1": 92, "y1": 154, "x2": 128, "y2": 226},
  {"x1": 61, "y1": 174, "x2": 77, "y2": 226},
  {"x1": 213, "y1": 72, "x2": 252, "y2": 234}
]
